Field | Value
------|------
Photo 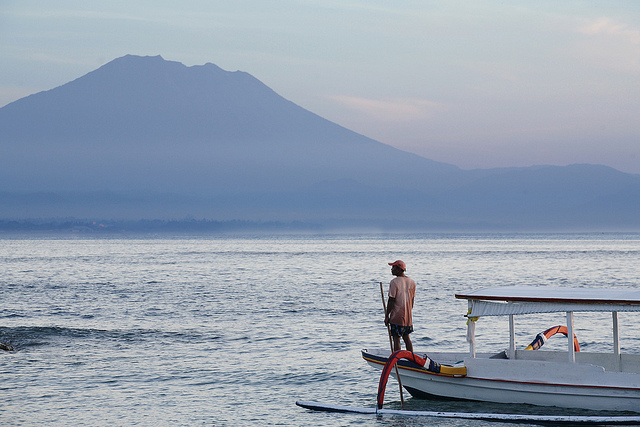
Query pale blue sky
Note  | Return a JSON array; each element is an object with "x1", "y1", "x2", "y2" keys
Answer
[{"x1": 2, "y1": 1, "x2": 639, "y2": 173}]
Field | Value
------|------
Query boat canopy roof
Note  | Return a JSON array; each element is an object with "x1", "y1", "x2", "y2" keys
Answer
[{"x1": 456, "y1": 286, "x2": 640, "y2": 317}]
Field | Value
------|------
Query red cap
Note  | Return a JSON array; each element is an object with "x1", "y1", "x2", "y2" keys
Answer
[{"x1": 388, "y1": 260, "x2": 406, "y2": 271}]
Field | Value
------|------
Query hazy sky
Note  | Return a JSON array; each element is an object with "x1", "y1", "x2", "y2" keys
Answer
[{"x1": 1, "y1": 1, "x2": 639, "y2": 173}]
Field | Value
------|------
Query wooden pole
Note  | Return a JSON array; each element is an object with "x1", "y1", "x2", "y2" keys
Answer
[{"x1": 380, "y1": 282, "x2": 405, "y2": 409}]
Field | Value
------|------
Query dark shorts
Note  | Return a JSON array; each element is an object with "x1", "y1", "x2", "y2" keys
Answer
[{"x1": 390, "y1": 324, "x2": 413, "y2": 337}]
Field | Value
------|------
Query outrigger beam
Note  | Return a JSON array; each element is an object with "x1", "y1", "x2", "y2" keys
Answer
[
  {"x1": 296, "y1": 401, "x2": 640, "y2": 424},
  {"x1": 377, "y1": 350, "x2": 466, "y2": 409}
]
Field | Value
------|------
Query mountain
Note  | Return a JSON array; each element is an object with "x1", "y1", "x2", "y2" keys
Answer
[
  {"x1": 1, "y1": 55, "x2": 639, "y2": 230},
  {"x1": 0, "y1": 54, "x2": 460, "y2": 195}
]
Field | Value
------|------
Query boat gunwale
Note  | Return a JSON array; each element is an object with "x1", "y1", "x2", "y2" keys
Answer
[{"x1": 362, "y1": 350, "x2": 640, "y2": 393}]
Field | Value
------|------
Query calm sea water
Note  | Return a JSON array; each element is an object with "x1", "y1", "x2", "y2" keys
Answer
[{"x1": 1, "y1": 232, "x2": 639, "y2": 426}]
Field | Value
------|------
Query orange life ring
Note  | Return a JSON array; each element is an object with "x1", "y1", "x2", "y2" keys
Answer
[{"x1": 525, "y1": 325, "x2": 580, "y2": 352}]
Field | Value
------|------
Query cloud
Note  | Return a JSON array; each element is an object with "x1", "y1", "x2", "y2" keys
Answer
[
  {"x1": 571, "y1": 17, "x2": 640, "y2": 74},
  {"x1": 577, "y1": 17, "x2": 640, "y2": 44},
  {"x1": 328, "y1": 95, "x2": 449, "y2": 122}
]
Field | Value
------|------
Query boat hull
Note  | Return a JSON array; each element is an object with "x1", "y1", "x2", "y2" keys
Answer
[{"x1": 363, "y1": 349, "x2": 640, "y2": 413}]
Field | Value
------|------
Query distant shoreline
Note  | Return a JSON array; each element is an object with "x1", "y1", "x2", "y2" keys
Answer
[
  {"x1": 1, "y1": 219, "x2": 639, "y2": 235},
  {"x1": 0, "y1": 219, "x2": 322, "y2": 234}
]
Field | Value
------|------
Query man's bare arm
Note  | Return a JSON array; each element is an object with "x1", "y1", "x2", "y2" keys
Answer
[{"x1": 385, "y1": 297, "x2": 396, "y2": 325}]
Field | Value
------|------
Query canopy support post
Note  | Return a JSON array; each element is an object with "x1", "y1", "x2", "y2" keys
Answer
[
  {"x1": 566, "y1": 311, "x2": 575, "y2": 363},
  {"x1": 467, "y1": 300, "x2": 476, "y2": 358},
  {"x1": 613, "y1": 311, "x2": 621, "y2": 371},
  {"x1": 508, "y1": 314, "x2": 515, "y2": 359}
]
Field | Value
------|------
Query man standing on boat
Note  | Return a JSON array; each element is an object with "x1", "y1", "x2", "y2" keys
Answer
[{"x1": 385, "y1": 260, "x2": 416, "y2": 353}]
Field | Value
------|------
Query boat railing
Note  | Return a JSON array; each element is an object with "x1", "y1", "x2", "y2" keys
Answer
[{"x1": 513, "y1": 349, "x2": 640, "y2": 373}]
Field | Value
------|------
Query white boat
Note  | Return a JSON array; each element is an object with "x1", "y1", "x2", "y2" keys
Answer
[{"x1": 363, "y1": 286, "x2": 640, "y2": 413}]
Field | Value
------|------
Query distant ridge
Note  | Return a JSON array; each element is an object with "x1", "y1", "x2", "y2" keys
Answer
[{"x1": 1, "y1": 55, "x2": 639, "y2": 230}]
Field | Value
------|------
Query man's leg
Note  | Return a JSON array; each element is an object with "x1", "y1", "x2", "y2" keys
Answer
[
  {"x1": 392, "y1": 335, "x2": 401, "y2": 352},
  {"x1": 402, "y1": 334, "x2": 413, "y2": 353}
]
